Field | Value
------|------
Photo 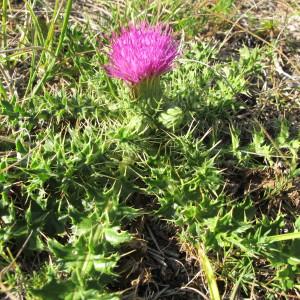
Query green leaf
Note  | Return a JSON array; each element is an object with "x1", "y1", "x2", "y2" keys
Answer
[
  {"x1": 16, "y1": 138, "x2": 27, "y2": 154},
  {"x1": 104, "y1": 227, "x2": 131, "y2": 246},
  {"x1": 158, "y1": 106, "x2": 184, "y2": 130},
  {"x1": 31, "y1": 279, "x2": 75, "y2": 300},
  {"x1": 48, "y1": 239, "x2": 72, "y2": 258},
  {"x1": 295, "y1": 217, "x2": 300, "y2": 231},
  {"x1": 93, "y1": 255, "x2": 118, "y2": 274}
]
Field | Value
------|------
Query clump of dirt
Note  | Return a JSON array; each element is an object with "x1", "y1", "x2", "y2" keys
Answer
[
  {"x1": 225, "y1": 166, "x2": 300, "y2": 224},
  {"x1": 110, "y1": 217, "x2": 207, "y2": 300}
]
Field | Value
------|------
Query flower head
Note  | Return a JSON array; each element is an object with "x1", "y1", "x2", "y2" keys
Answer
[{"x1": 105, "y1": 22, "x2": 179, "y2": 85}]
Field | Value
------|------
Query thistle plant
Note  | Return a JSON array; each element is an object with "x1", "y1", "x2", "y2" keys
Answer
[{"x1": 105, "y1": 22, "x2": 179, "y2": 102}]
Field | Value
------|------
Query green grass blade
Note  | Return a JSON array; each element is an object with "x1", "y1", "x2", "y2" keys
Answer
[
  {"x1": 24, "y1": 0, "x2": 44, "y2": 45},
  {"x1": 266, "y1": 232, "x2": 300, "y2": 243},
  {"x1": 31, "y1": 0, "x2": 73, "y2": 96},
  {"x1": 229, "y1": 267, "x2": 247, "y2": 300},
  {"x1": 25, "y1": 0, "x2": 61, "y2": 95},
  {"x1": 1, "y1": 0, "x2": 8, "y2": 48},
  {"x1": 0, "y1": 77, "x2": 7, "y2": 98},
  {"x1": 45, "y1": 0, "x2": 61, "y2": 50},
  {"x1": 54, "y1": 0, "x2": 73, "y2": 57},
  {"x1": 198, "y1": 246, "x2": 221, "y2": 300}
]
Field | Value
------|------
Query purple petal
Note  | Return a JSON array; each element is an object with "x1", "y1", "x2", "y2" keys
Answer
[{"x1": 104, "y1": 22, "x2": 179, "y2": 84}]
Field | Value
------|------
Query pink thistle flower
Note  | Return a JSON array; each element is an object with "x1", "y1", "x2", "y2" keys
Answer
[{"x1": 105, "y1": 22, "x2": 179, "y2": 86}]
